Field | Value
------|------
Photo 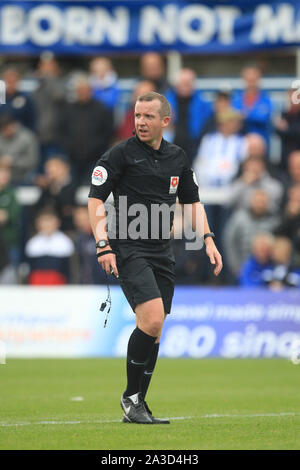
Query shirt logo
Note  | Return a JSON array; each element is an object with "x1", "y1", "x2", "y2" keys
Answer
[
  {"x1": 91, "y1": 166, "x2": 108, "y2": 186},
  {"x1": 169, "y1": 176, "x2": 179, "y2": 194}
]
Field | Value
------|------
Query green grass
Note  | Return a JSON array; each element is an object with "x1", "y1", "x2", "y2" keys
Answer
[{"x1": 0, "y1": 358, "x2": 299, "y2": 450}]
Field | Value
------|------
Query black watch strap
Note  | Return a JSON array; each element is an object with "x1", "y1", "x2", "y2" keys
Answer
[
  {"x1": 204, "y1": 232, "x2": 215, "y2": 240},
  {"x1": 97, "y1": 250, "x2": 115, "y2": 258},
  {"x1": 96, "y1": 239, "x2": 110, "y2": 249}
]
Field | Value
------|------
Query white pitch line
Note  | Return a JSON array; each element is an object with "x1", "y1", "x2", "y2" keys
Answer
[{"x1": 0, "y1": 412, "x2": 299, "y2": 427}]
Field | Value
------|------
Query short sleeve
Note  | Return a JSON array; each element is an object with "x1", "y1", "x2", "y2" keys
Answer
[
  {"x1": 177, "y1": 151, "x2": 200, "y2": 204},
  {"x1": 88, "y1": 144, "x2": 125, "y2": 202}
]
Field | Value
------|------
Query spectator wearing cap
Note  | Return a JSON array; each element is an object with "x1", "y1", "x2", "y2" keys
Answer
[
  {"x1": 165, "y1": 68, "x2": 213, "y2": 162},
  {"x1": 0, "y1": 113, "x2": 39, "y2": 184},
  {"x1": 0, "y1": 67, "x2": 36, "y2": 131},
  {"x1": 232, "y1": 65, "x2": 273, "y2": 150},
  {"x1": 25, "y1": 209, "x2": 74, "y2": 285}
]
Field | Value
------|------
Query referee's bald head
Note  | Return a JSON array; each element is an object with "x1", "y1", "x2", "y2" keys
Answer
[{"x1": 136, "y1": 91, "x2": 171, "y2": 119}]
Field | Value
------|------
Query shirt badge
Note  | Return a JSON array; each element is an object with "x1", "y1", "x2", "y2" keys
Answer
[
  {"x1": 169, "y1": 176, "x2": 179, "y2": 194},
  {"x1": 91, "y1": 166, "x2": 108, "y2": 186}
]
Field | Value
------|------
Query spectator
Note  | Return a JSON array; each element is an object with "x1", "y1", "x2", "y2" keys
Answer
[
  {"x1": 263, "y1": 237, "x2": 300, "y2": 289},
  {"x1": 25, "y1": 209, "x2": 74, "y2": 285},
  {"x1": 33, "y1": 52, "x2": 67, "y2": 163},
  {"x1": 194, "y1": 108, "x2": 246, "y2": 188},
  {"x1": 244, "y1": 132, "x2": 267, "y2": 158},
  {"x1": 239, "y1": 233, "x2": 274, "y2": 287},
  {"x1": 0, "y1": 114, "x2": 39, "y2": 184},
  {"x1": 89, "y1": 56, "x2": 120, "y2": 110},
  {"x1": 0, "y1": 66, "x2": 36, "y2": 131},
  {"x1": 73, "y1": 205, "x2": 118, "y2": 284},
  {"x1": 116, "y1": 80, "x2": 156, "y2": 142},
  {"x1": 193, "y1": 108, "x2": 246, "y2": 245},
  {"x1": 34, "y1": 156, "x2": 76, "y2": 232},
  {"x1": 274, "y1": 88, "x2": 300, "y2": 171},
  {"x1": 277, "y1": 150, "x2": 300, "y2": 205},
  {"x1": 165, "y1": 68, "x2": 213, "y2": 162},
  {"x1": 61, "y1": 74, "x2": 113, "y2": 184},
  {"x1": 232, "y1": 64, "x2": 272, "y2": 149},
  {"x1": 201, "y1": 87, "x2": 233, "y2": 137},
  {"x1": 0, "y1": 165, "x2": 20, "y2": 275},
  {"x1": 274, "y1": 183, "x2": 300, "y2": 266},
  {"x1": 228, "y1": 154, "x2": 283, "y2": 215},
  {"x1": 139, "y1": 52, "x2": 169, "y2": 94},
  {"x1": 0, "y1": 226, "x2": 11, "y2": 284},
  {"x1": 223, "y1": 189, "x2": 279, "y2": 279},
  {"x1": 287, "y1": 150, "x2": 300, "y2": 187}
]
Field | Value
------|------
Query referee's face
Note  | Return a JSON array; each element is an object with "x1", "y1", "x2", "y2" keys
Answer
[{"x1": 134, "y1": 99, "x2": 169, "y2": 150}]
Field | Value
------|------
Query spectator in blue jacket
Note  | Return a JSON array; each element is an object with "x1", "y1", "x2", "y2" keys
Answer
[
  {"x1": 232, "y1": 65, "x2": 273, "y2": 151},
  {"x1": 263, "y1": 236, "x2": 300, "y2": 289},
  {"x1": 165, "y1": 68, "x2": 213, "y2": 162},
  {"x1": 239, "y1": 233, "x2": 274, "y2": 287},
  {"x1": 88, "y1": 56, "x2": 120, "y2": 111}
]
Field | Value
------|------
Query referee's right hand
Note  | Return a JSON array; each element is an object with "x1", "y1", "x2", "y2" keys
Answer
[{"x1": 97, "y1": 247, "x2": 119, "y2": 278}]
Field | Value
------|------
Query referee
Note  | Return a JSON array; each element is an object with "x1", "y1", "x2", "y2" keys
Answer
[{"x1": 88, "y1": 92, "x2": 222, "y2": 424}]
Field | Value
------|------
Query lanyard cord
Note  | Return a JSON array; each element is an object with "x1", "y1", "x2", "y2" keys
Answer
[{"x1": 100, "y1": 273, "x2": 112, "y2": 328}]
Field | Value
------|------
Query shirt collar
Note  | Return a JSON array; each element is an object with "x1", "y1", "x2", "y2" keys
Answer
[{"x1": 135, "y1": 135, "x2": 167, "y2": 155}]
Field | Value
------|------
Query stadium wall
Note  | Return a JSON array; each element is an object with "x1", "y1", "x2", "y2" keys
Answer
[{"x1": 0, "y1": 286, "x2": 299, "y2": 360}]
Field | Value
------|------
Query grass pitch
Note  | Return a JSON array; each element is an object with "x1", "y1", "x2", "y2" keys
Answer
[{"x1": 0, "y1": 358, "x2": 299, "y2": 450}]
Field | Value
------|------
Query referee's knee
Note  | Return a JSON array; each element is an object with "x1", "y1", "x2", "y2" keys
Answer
[
  {"x1": 135, "y1": 298, "x2": 165, "y2": 338},
  {"x1": 145, "y1": 318, "x2": 164, "y2": 338}
]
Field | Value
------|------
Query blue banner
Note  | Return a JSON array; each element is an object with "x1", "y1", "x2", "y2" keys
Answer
[
  {"x1": 1, "y1": 286, "x2": 300, "y2": 359},
  {"x1": 0, "y1": 1, "x2": 300, "y2": 54}
]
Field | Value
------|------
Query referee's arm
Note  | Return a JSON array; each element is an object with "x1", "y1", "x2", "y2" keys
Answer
[
  {"x1": 88, "y1": 197, "x2": 119, "y2": 277},
  {"x1": 191, "y1": 201, "x2": 223, "y2": 277}
]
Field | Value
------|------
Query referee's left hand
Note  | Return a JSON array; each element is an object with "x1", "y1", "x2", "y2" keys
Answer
[
  {"x1": 205, "y1": 242, "x2": 223, "y2": 276},
  {"x1": 97, "y1": 248, "x2": 119, "y2": 278}
]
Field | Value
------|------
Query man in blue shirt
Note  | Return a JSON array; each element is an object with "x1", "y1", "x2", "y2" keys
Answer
[{"x1": 232, "y1": 65, "x2": 273, "y2": 151}]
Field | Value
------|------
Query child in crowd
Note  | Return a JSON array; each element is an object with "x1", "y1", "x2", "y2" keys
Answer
[{"x1": 25, "y1": 209, "x2": 74, "y2": 285}]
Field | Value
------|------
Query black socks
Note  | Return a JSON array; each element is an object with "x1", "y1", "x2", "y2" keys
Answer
[
  {"x1": 140, "y1": 342, "x2": 160, "y2": 400},
  {"x1": 124, "y1": 327, "x2": 157, "y2": 398}
]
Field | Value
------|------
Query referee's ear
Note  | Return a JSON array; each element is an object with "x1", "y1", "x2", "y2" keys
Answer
[{"x1": 162, "y1": 115, "x2": 170, "y2": 128}]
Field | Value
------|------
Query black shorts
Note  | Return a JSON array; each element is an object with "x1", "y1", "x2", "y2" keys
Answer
[{"x1": 113, "y1": 241, "x2": 175, "y2": 314}]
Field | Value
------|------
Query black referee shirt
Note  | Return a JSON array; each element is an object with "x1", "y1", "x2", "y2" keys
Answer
[{"x1": 88, "y1": 136, "x2": 200, "y2": 245}]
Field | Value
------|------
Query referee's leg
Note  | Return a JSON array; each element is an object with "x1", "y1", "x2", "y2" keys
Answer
[
  {"x1": 135, "y1": 297, "x2": 165, "y2": 338},
  {"x1": 123, "y1": 298, "x2": 164, "y2": 399}
]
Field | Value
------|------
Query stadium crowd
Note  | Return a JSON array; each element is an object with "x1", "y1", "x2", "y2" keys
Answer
[{"x1": 0, "y1": 52, "x2": 300, "y2": 288}]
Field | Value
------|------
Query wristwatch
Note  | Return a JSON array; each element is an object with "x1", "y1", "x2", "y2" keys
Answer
[
  {"x1": 96, "y1": 239, "x2": 110, "y2": 249},
  {"x1": 204, "y1": 232, "x2": 215, "y2": 240}
]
